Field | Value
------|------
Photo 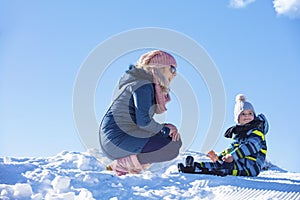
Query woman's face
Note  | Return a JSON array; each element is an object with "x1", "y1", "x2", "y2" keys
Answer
[
  {"x1": 238, "y1": 110, "x2": 255, "y2": 125},
  {"x1": 160, "y1": 65, "x2": 177, "y2": 83}
]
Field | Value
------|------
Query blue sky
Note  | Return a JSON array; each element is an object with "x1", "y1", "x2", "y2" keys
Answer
[{"x1": 1, "y1": 1, "x2": 300, "y2": 173}]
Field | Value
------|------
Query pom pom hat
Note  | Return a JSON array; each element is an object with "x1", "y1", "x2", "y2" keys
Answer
[
  {"x1": 234, "y1": 94, "x2": 255, "y2": 124},
  {"x1": 137, "y1": 50, "x2": 177, "y2": 67}
]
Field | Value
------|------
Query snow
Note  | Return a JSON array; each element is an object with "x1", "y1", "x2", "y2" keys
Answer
[{"x1": 1, "y1": 150, "x2": 300, "y2": 200}]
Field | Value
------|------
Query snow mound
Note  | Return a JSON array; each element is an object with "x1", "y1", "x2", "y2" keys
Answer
[{"x1": 0, "y1": 149, "x2": 300, "y2": 200}]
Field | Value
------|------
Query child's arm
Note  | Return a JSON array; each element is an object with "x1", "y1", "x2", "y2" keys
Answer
[{"x1": 207, "y1": 147, "x2": 235, "y2": 162}]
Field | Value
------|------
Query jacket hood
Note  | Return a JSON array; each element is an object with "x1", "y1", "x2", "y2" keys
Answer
[
  {"x1": 118, "y1": 65, "x2": 153, "y2": 89},
  {"x1": 224, "y1": 113, "x2": 268, "y2": 139}
]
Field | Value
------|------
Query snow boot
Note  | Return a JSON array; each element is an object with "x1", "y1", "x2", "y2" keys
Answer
[
  {"x1": 178, "y1": 156, "x2": 195, "y2": 173},
  {"x1": 185, "y1": 155, "x2": 194, "y2": 167},
  {"x1": 107, "y1": 155, "x2": 144, "y2": 176},
  {"x1": 178, "y1": 156, "x2": 227, "y2": 176}
]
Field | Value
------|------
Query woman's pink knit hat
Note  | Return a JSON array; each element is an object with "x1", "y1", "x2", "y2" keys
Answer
[{"x1": 138, "y1": 50, "x2": 177, "y2": 66}]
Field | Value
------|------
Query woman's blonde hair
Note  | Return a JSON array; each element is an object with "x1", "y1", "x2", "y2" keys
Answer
[{"x1": 136, "y1": 64, "x2": 170, "y2": 93}]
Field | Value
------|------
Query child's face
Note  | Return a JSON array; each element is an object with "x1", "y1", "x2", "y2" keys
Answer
[{"x1": 238, "y1": 110, "x2": 255, "y2": 125}]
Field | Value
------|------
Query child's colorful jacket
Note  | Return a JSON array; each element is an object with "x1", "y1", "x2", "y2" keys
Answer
[{"x1": 219, "y1": 114, "x2": 269, "y2": 176}]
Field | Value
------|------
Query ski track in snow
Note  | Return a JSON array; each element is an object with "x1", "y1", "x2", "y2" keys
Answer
[{"x1": 0, "y1": 150, "x2": 299, "y2": 200}]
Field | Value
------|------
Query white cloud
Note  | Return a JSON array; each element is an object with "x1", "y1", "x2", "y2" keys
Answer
[
  {"x1": 273, "y1": 0, "x2": 300, "y2": 18},
  {"x1": 229, "y1": 0, "x2": 256, "y2": 8}
]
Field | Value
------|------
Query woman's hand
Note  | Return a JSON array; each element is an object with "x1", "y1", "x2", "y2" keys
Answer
[
  {"x1": 169, "y1": 131, "x2": 180, "y2": 141},
  {"x1": 164, "y1": 123, "x2": 180, "y2": 142}
]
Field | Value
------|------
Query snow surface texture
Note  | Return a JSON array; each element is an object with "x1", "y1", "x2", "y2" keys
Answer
[{"x1": 0, "y1": 149, "x2": 300, "y2": 200}]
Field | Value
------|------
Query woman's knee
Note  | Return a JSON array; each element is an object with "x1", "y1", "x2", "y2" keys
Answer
[{"x1": 164, "y1": 140, "x2": 182, "y2": 160}]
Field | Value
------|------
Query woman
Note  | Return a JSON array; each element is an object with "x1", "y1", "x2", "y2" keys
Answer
[{"x1": 99, "y1": 50, "x2": 182, "y2": 176}]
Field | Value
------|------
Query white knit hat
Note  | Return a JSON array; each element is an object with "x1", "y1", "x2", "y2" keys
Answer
[{"x1": 234, "y1": 94, "x2": 255, "y2": 124}]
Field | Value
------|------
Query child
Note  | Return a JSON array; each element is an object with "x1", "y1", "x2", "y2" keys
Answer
[{"x1": 178, "y1": 94, "x2": 269, "y2": 177}]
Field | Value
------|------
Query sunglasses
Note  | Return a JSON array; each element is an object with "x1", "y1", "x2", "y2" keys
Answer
[{"x1": 170, "y1": 65, "x2": 177, "y2": 74}]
